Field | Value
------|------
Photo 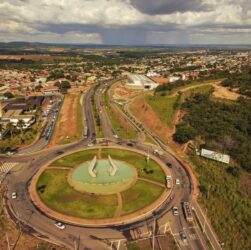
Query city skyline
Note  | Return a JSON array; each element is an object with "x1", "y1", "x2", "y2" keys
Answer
[{"x1": 0, "y1": 0, "x2": 250, "y2": 45}]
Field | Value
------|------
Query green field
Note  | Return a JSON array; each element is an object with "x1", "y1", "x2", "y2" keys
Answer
[
  {"x1": 37, "y1": 169, "x2": 118, "y2": 219},
  {"x1": 101, "y1": 148, "x2": 165, "y2": 183},
  {"x1": 121, "y1": 180, "x2": 164, "y2": 214},
  {"x1": 50, "y1": 149, "x2": 98, "y2": 167}
]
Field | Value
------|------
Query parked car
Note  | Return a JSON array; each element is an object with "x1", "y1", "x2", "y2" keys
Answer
[
  {"x1": 176, "y1": 179, "x2": 180, "y2": 185},
  {"x1": 54, "y1": 222, "x2": 65, "y2": 229}
]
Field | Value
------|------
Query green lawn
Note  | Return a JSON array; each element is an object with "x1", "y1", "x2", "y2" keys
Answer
[
  {"x1": 50, "y1": 149, "x2": 98, "y2": 167},
  {"x1": 191, "y1": 156, "x2": 251, "y2": 250},
  {"x1": 37, "y1": 169, "x2": 117, "y2": 219},
  {"x1": 101, "y1": 148, "x2": 165, "y2": 183},
  {"x1": 121, "y1": 180, "x2": 164, "y2": 215},
  {"x1": 147, "y1": 95, "x2": 178, "y2": 128}
]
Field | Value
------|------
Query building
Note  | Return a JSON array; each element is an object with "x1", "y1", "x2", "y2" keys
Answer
[
  {"x1": 126, "y1": 74, "x2": 159, "y2": 90},
  {"x1": 168, "y1": 76, "x2": 181, "y2": 83},
  {"x1": 41, "y1": 86, "x2": 60, "y2": 95}
]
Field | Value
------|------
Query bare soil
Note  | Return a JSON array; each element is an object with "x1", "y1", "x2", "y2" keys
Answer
[
  {"x1": 49, "y1": 93, "x2": 80, "y2": 146},
  {"x1": 129, "y1": 95, "x2": 171, "y2": 144}
]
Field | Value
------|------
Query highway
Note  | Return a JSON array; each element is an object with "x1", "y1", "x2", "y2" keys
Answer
[{"x1": 0, "y1": 80, "x2": 221, "y2": 250}]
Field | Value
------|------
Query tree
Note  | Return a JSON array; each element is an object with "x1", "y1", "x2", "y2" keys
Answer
[
  {"x1": 17, "y1": 119, "x2": 25, "y2": 138},
  {"x1": 4, "y1": 92, "x2": 14, "y2": 99},
  {"x1": 0, "y1": 123, "x2": 4, "y2": 139},
  {"x1": 6, "y1": 122, "x2": 14, "y2": 139},
  {"x1": 174, "y1": 124, "x2": 197, "y2": 144},
  {"x1": 34, "y1": 85, "x2": 42, "y2": 92}
]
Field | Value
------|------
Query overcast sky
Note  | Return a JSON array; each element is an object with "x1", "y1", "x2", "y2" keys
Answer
[{"x1": 0, "y1": 0, "x2": 250, "y2": 45}]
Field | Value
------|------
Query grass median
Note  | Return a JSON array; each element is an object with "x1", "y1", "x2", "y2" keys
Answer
[{"x1": 37, "y1": 169, "x2": 117, "y2": 219}]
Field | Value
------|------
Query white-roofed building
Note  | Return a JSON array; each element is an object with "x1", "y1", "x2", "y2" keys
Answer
[{"x1": 126, "y1": 74, "x2": 159, "y2": 90}]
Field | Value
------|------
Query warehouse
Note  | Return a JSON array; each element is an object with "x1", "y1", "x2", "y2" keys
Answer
[{"x1": 126, "y1": 74, "x2": 159, "y2": 90}]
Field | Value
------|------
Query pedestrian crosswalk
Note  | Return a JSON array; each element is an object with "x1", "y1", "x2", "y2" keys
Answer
[{"x1": 0, "y1": 162, "x2": 18, "y2": 173}]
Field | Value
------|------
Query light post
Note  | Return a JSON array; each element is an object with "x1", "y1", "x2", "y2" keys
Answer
[{"x1": 203, "y1": 208, "x2": 207, "y2": 233}]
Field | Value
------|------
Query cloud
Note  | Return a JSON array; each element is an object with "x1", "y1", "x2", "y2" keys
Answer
[
  {"x1": 130, "y1": 0, "x2": 213, "y2": 15},
  {"x1": 0, "y1": 0, "x2": 250, "y2": 44}
]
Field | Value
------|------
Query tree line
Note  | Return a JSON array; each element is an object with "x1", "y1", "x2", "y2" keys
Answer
[{"x1": 174, "y1": 93, "x2": 251, "y2": 172}]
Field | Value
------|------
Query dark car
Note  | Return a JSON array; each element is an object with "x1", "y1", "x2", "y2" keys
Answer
[
  {"x1": 166, "y1": 162, "x2": 172, "y2": 168},
  {"x1": 179, "y1": 231, "x2": 187, "y2": 241}
]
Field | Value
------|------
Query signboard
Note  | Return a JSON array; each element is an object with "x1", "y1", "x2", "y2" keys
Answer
[{"x1": 201, "y1": 148, "x2": 230, "y2": 164}]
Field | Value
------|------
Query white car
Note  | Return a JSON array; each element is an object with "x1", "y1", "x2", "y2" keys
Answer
[
  {"x1": 11, "y1": 192, "x2": 17, "y2": 199},
  {"x1": 87, "y1": 143, "x2": 94, "y2": 147},
  {"x1": 54, "y1": 222, "x2": 65, "y2": 229},
  {"x1": 172, "y1": 206, "x2": 179, "y2": 215},
  {"x1": 176, "y1": 179, "x2": 180, "y2": 185}
]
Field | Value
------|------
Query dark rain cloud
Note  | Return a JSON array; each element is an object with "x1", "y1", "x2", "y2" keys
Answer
[{"x1": 130, "y1": 0, "x2": 213, "y2": 15}]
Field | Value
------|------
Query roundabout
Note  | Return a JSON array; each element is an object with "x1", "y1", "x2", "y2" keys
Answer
[
  {"x1": 30, "y1": 146, "x2": 172, "y2": 226},
  {"x1": 69, "y1": 157, "x2": 137, "y2": 195}
]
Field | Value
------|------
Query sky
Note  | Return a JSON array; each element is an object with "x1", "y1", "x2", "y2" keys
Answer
[{"x1": 0, "y1": 0, "x2": 250, "y2": 45}]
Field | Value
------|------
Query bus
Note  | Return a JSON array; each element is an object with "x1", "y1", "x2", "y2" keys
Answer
[
  {"x1": 84, "y1": 127, "x2": 88, "y2": 138},
  {"x1": 182, "y1": 202, "x2": 193, "y2": 222}
]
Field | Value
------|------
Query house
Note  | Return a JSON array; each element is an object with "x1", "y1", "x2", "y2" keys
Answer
[{"x1": 41, "y1": 86, "x2": 60, "y2": 95}]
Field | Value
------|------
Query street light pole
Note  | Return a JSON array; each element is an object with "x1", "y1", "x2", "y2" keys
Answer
[
  {"x1": 5, "y1": 232, "x2": 10, "y2": 250},
  {"x1": 203, "y1": 208, "x2": 207, "y2": 233}
]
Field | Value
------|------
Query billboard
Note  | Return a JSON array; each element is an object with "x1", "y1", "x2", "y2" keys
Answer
[{"x1": 201, "y1": 148, "x2": 230, "y2": 164}]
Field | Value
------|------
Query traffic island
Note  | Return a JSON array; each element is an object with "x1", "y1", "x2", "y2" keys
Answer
[{"x1": 29, "y1": 146, "x2": 172, "y2": 226}]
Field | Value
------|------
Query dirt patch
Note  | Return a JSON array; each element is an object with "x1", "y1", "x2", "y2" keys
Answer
[
  {"x1": 49, "y1": 93, "x2": 81, "y2": 146},
  {"x1": 113, "y1": 84, "x2": 143, "y2": 101},
  {"x1": 212, "y1": 84, "x2": 240, "y2": 100}
]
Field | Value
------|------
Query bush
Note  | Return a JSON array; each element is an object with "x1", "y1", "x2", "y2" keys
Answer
[{"x1": 173, "y1": 124, "x2": 197, "y2": 143}]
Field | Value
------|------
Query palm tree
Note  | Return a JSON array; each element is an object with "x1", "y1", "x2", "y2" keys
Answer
[
  {"x1": 0, "y1": 123, "x2": 4, "y2": 139},
  {"x1": 17, "y1": 119, "x2": 25, "y2": 138},
  {"x1": 6, "y1": 122, "x2": 14, "y2": 139}
]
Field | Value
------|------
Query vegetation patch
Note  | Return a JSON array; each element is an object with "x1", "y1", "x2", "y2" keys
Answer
[
  {"x1": 37, "y1": 169, "x2": 117, "y2": 219},
  {"x1": 176, "y1": 93, "x2": 251, "y2": 172},
  {"x1": 121, "y1": 180, "x2": 164, "y2": 215},
  {"x1": 101, "y1": 148, "x2": 165, "y2": 183},
  {"x1": 191, "y1": 156, "x2": 251, "y2": 250},
  {"x1": 103, "y1": 87, "x2": 137, "y2": 139}
]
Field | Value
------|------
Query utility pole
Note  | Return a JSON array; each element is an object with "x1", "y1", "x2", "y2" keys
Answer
[
  {"x1": 152, "y1": 217, "x2": 156, "y2": 250},
  {"x1": 203, "y1": 208, "x2": 207, "y2": 233}
]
